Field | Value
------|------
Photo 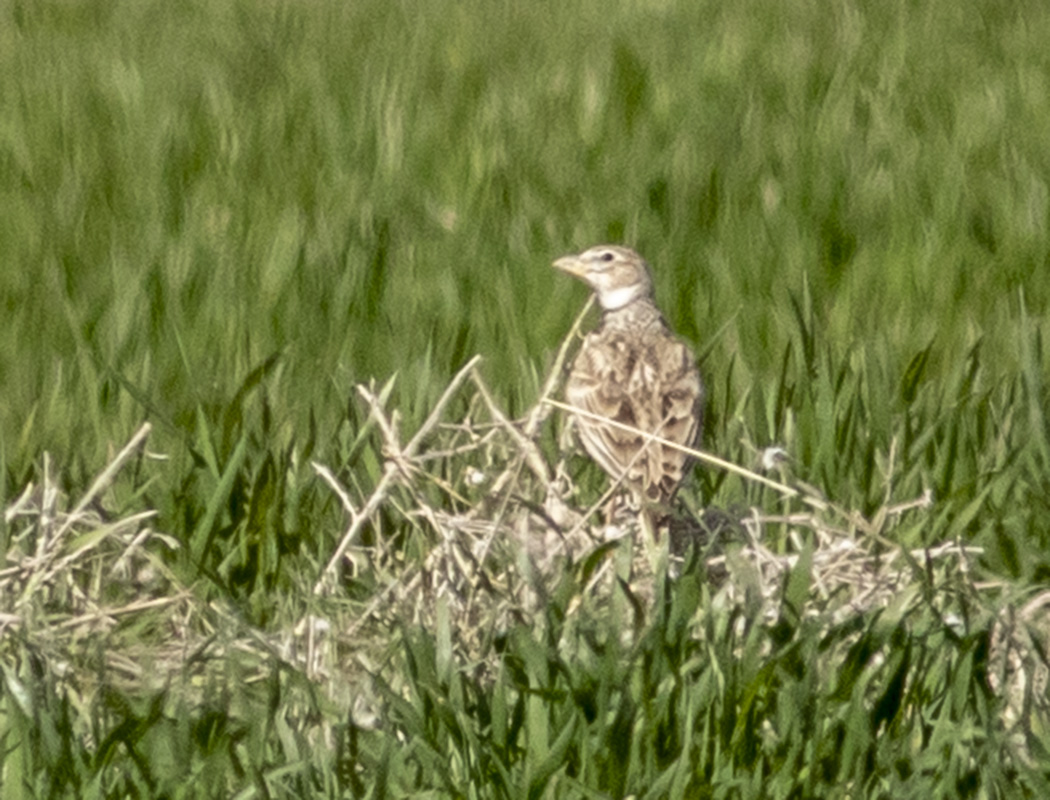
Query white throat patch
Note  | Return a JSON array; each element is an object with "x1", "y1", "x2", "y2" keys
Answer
[{"x1": 598, "y1": 283, "x2": 644, "y2": 310}]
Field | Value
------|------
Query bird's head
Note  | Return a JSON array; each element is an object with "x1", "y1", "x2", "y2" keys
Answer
[{"x1": 552, "y1": 245, "x2": 654, "y2": 310}]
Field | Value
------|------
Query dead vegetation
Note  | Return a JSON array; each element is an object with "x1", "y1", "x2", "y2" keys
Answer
[{"x1": 2, "y1": 340, "x2": 1048, "y2": 758}]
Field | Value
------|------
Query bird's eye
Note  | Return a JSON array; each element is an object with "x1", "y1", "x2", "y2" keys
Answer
[{"x1": 600, "y1": 252, "x2": 615, "y2": 262}]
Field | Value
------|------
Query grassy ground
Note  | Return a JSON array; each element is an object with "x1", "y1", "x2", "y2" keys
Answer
[{"x1": 2, "y1": 0, "x2": 1050, "y2": 796}]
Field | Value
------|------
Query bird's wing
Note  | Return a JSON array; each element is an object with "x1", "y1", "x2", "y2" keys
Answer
[
  {"x1": 566, "y1": 326, "x2": 704, "y2": 503},
  {"x1": 565, "y1": 331, "x2": 648, "y2": 488},
  {"x1": 646, "y1": 337, "x2": 704, "y2": 501}
]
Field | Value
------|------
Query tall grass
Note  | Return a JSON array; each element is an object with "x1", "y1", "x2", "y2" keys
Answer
[{"x1": 2, "y1": 0, "x2": 1049, "y2": 794}]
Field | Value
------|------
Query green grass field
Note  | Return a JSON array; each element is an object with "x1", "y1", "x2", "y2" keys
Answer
[{"x1": 3, "y1": 0, "x2": 1050, "y2": 796}]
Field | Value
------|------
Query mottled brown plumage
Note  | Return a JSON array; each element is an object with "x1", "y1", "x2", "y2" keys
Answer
[{"x1": 553, "y1": 245, "x2": 704, "y2": 507}]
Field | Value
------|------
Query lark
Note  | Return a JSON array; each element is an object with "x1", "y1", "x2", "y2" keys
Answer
[{"x1": 553, "y1": 245, "x2": 704, "y2": 524}]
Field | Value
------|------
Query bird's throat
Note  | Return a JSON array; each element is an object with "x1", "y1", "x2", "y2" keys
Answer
[{"x1": 598, "y1": 283, "x2": 647, "y2": 310}]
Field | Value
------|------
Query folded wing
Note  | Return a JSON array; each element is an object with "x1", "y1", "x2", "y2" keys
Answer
[{"x1": 566, "y1": 324, "x2": 703, "y2": 504}]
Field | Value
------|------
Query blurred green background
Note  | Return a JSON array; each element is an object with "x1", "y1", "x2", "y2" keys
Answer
[
  {"x1": 4, "y1": 1, "x2": 1050, "y2": 795},
  {"x1": 1, "y1": 0, "x2": 1049, "y2": 580}
]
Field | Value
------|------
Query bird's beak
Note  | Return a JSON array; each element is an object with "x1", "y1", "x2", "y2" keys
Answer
[{"x1": 552, "y1": 254, "x2": 586, "y2": 278}]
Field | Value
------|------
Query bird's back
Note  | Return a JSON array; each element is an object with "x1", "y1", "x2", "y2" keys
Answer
[{"x1": 566, "y1": 303, "x2": 703, "y2": 504}]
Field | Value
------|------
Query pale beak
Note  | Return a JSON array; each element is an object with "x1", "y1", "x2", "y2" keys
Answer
[{"x1": 552, "y1": 254, "x2": 586, "y2": 279}]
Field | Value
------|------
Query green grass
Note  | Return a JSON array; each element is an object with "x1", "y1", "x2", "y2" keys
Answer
[{"x1": 2, "y1": 0, "x2": 1050, "y2": 796}]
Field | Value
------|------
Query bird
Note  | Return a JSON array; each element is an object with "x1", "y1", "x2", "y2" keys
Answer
[{"x1": 552, "y1": 245, "x2": 704, "y2": 524}]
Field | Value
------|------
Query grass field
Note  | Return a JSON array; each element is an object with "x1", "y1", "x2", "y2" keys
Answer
[{"x1": 3, "y1": 0, "x2": 1050, "y2": 796}]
